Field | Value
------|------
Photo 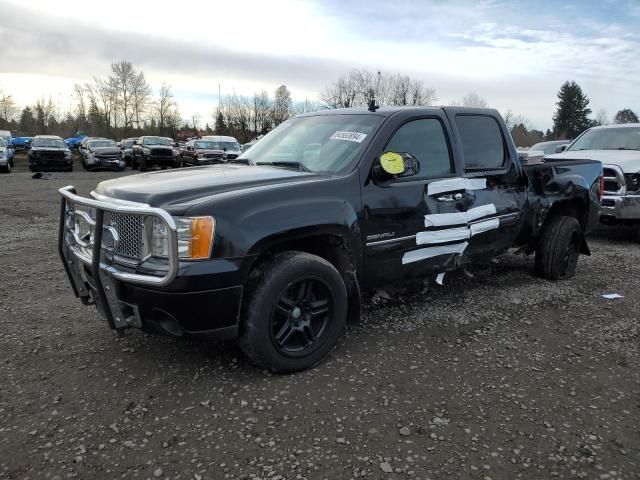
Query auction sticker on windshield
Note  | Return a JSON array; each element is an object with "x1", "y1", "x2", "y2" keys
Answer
[{"x1": 329, "y1": 131, "x2": 367, "y2": 143}]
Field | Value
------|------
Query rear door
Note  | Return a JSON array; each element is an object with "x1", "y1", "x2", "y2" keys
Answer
[{"x1": 446, "y1": 110, "x2": 526, "y2": 259}]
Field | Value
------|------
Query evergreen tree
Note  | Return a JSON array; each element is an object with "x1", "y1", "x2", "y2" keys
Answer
[
  {"x1": 215, "y1": 110, "x2": 227, "y2": 135},
  {"x1": 552, "y1": 81, "x2": 591, "y2": 139},
  {"x1": 613, "y1": 109, "x2": 639, "y2": 124},
  {"x1": 18, "y1": 107, "x2": 36, "y2": 135}
]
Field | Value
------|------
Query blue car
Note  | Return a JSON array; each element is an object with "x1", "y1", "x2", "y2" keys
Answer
[
  {"x1": 65, "y1": 134, "x2": 87, "y2": 149},
  {"x1": 0, "y1": 130, "x2": 14, "y2": 165},
  {"x1": 11, "y1": 136, "x2": 33, "y2": 151}
]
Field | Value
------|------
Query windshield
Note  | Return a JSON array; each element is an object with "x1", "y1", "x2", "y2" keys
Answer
[
  {"x1": 195, "y1": 140, "x2": 237, "y2": 150},
  {"x1": 568, "y1": 127, "x2": 640, "y2": 151},
  {"x1": 1, "y1": 136, "x2": 9, "y2": 147},
  {"x1": 238, "y1": 114, "x2": 383, "y2": 173},
  {"x1": 33, "y1": 138, "x2": 67, "y2": 148},
  {"x1": 142, "y1": 137, "x2": 172, "y2": 146},
  {"x1": 124, "y1": 140, "x2": 135, "y2": 148},
  {"x1": 0, "y1": 138, "x2": 5, "y2": 148},
  {"x1": 89, "y1": 140, "x2": 116, "y2": 148},
  {"x1": 530, "y1": 142, "x2": 567, "y2": 155}
]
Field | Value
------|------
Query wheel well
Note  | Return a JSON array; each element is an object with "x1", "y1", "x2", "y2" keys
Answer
[
  {"x1": 246, "y1": 235, "x2": 361, "y2": 323},
  {"x1": 545, "y1": 198, "x2": 587, "y2": 229}
]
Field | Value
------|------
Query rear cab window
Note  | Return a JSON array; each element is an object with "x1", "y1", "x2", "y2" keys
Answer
[{"x1": 454, "y1": 115, "x2": 507, "y2": 172}]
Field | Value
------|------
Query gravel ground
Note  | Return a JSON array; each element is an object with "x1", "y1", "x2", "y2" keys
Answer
[{"x1": 1, "y1": 154, "x2": 639, "y2": 480}]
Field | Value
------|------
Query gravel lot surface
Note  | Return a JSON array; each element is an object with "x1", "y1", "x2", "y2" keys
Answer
[{"x1": 1, "y1": 154, "x2": 639, "y2": 480}]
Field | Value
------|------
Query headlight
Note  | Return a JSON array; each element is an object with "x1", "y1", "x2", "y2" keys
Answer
[
  {"x1": 625, "y1": 173, "x2": 640, "y2": 192},
  {"x1": 150, "y1": 216, "x2": 215, "y2": 260},
  {"x1": 143, "y1": 147, "x2": 151, "y2": 155}
]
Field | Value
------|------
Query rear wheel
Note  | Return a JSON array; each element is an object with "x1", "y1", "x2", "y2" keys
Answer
[
  {"x1": 0, "y1": 162, "x2": 10, "y2": 173},
  {"x1": 239, "y1": 252, "x2": 347, "y2": 372},
  {"x1": 535, "y1": 215, "x2": 582, "y2": 280}
]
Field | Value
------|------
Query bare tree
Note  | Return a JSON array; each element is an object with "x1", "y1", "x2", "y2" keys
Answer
[
  {"x1": 321, "y1": 69, "x2": 437, "y2": 108},
  {"x1": 594, "y1": 109, "x2": 609, "y2": 126},
  {"x1": 461, "y1": 92, "x2": 488, "y2": 108},
  {"x1": 272, "y1": 85, "x2": 292, "y2": 126},
  {"x1": 0, "y1": 90, "x2": 17, "y2": 123},
  {"x1": 252, "y1": 90, "x2": 272, "y2": 135},
  {"x1": 155, "y1": 83, "x2": 176, "y2": 135},
  {"x1": 191, "y1": 113, "x2": 202, "y2": 131},
  {"x1": 110, "y1": 61, "x2": 136, "y2": 131},
  {"x1": 131, "y1": 71, "x2": 151, "y2": 129}
]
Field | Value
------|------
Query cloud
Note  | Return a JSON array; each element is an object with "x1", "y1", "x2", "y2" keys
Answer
[{"x1": 0, "y1": 0, "x2": 639, "y2": 130}]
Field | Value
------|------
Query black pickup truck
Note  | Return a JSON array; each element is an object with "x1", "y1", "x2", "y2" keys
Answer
[{"x1": 58, "y1": 107, "x2": 602, "y2": 372}]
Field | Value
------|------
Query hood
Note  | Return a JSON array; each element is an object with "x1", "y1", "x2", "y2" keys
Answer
[
  {"x1": 94, "y1": 164, "x2": 320, "y2": 210},
  {"x1": 91, "y1": 146, "x2": 120, "y2": 155},
  {"x1": 547, "y1": 149, "x2": 640, "y2": 173},
  {"x1": 194, "y1": 148, "x2": 225, "y2": 155},
  {"x1": 145, "y1": 144, "x2": 173, "y2": 150},
  {"x1": 31, "y1": 146, "x2": 68, "y2": 152}
]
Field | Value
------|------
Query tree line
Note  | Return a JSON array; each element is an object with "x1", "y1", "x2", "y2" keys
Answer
[{"x1": 0, "y1": 62, "x2": 637, "y2": 147}]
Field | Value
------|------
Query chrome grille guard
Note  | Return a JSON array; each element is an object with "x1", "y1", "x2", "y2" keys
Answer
[{"x1": 58, "y1": 185, "x2": 178, "y2": 289}]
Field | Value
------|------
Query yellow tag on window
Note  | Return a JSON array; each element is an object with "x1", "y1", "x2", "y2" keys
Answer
[{"x1": 379, "y1": 152, "x2": 405, "y2": 175}]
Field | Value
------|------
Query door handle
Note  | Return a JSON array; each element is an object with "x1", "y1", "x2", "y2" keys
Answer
[{"x1": 437, "y1": 193, "x2": 463, "y2": 202}]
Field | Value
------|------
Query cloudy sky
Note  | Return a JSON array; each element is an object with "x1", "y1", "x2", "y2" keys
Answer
[{"x1": 1, "y1": 0, "x2": 639, "y2": 130}]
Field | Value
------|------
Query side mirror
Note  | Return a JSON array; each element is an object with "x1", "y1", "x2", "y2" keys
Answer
[
  {"x1": 173, "y1": 142, "x2": 178, "y2": 147},
  {"x1": 555, "y1": 145, "x2": 568, "y2": 153},
  {"x1": 186, "y1": 146, "x2": 192, "y2": 151},
  {"x1": 133, "y1": 140, "x2": 139, "y2": 145},
  {"x1": 372, "y1": 152, "x2": 420, "y2": 183}
]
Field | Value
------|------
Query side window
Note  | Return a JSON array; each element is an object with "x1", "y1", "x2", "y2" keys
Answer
[
  {"x1": 455, "y1": 115, "x2": 506, "y2": 170},
  {"x1": 385, "y1": 118, "x2": 453, "y2": 180}
]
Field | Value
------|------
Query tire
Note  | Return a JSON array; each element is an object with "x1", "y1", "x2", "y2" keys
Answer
[
  {"x1": 239, "y1": 252, "x2": 347, "y2": 373},
  {"x1": 535, "y1": 215, "x2": 582, "y2": 280},
  {"x1": 0, "y1": 163, "x2": 9, "y2": 173},
  {"x1": 139, "y1": 156, "x2": 147, "y2": 172},
  {"x1": 632, "y1": 224, "x2": 640, "y2": 244}
]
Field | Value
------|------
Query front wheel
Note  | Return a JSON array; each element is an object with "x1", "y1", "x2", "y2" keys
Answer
[
  {"x1": 0, "y1": 163, "x2": 10, "y2": 173},
  {"x1": 239, "y1": 252, "x2": 347, "y2": 372},
  {"x1": 139, "y1": 156, "x2": 147, "y2": 172},
  {"x1": 535, "y1": 215, "x2": 582, "y2": 280}
]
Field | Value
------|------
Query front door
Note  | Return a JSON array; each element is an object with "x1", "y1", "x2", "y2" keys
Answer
[{"x1": 361, "y1": 115, "x2": 473, "y2": 287}]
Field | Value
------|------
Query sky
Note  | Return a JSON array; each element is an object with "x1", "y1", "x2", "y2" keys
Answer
[{"x1": 0, "y1": 0, "x2": 639, "y2": 130}]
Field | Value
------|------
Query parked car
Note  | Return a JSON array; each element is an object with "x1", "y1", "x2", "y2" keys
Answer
[
  {"x1": 81, "y1": 138, "x2": 125, "y2": 171},
  {"x1": 0, "y1": 137, "x2": 13, "y2": 173},
  {"x1": 65, "y1": 134, "x2": 87, "y2": 149},
  {"x1": 547, "y1": 123, "x2": 640, "y2": 240},
  {"x1": 200, "y1": 135, "x2": 242, "y2": 159},
  {"x1": 11, "y1": 136, "x2": 33, "y2": 151},
  {"x1": 119, "y1": 138, "x2": 138, "y2": 166},
  {"x1": 529, "y1": 140, "x2": 572, "y2": 155},
  {"x1": 0, "y1": 130, "x2": 15, "y2": 166},
  {"x1": 58, "y1": 107, "x2": 602, "y2": 372},
  {"x1": 131, "y1": 136, "x2": 180, "y2": 170},
  {"x1": 181, "y1": 139, "x2": 227, "y2": 166},
  {"x1": 29, "y1": 135, "x2": 73, "y2": 171},
  {"x1": 78, "y1": 137, "x2": 107, "y2": 161}
]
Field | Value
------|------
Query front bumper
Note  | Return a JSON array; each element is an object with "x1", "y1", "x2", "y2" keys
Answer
[
  {"x1": 601, "y1": 194, "x2": 640, "y2": 222},
  {"x1": 58, "y1": 186, "x2": 243, "y2": 338},
  {"x1": 87, "y1": 158, "x2": 125, "y2": 170},
  {"x1": 31, "y1": 158, "x2": 73, "y2": 170},
  {"x1": 145, "y1": 155, "x2": 178, "y2": 166}
]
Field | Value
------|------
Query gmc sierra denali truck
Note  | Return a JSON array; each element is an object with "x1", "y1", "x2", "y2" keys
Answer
[{"x1": 58, "y1": 107, "x2": 603, "y2": 372}]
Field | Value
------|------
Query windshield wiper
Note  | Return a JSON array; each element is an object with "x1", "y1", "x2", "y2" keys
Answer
[{"x1": 256, "y1": 161, "x2": 311, "y2": 172}]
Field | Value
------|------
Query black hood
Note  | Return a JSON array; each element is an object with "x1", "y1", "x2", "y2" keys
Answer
[
  {"x1": 92, "y1": 147, "x2": 120, "y2": 155},
  {"x1": 32, "y1": 146, "x2": 67, "y2": 152},
  {"x1": 146, "y1": 144, "x2": 173, "y2": 150},
  {"x1": 94, "y1": 164, "x2": 320, "y2": 212}
]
